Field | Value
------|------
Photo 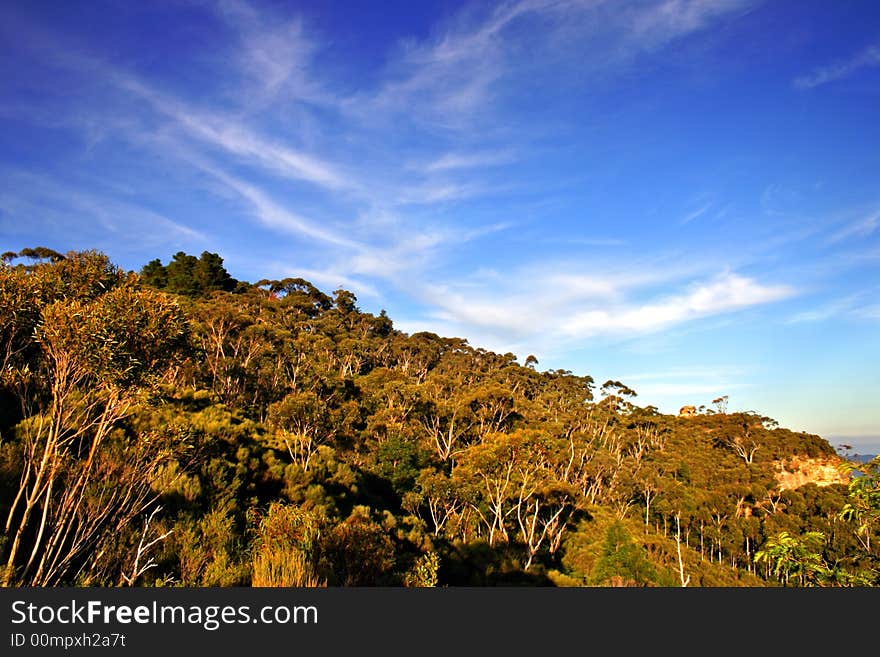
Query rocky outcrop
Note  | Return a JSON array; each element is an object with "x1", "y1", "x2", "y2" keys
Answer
[{"x1": 773, "y1": 455, "x2": 850, "y2": 491}]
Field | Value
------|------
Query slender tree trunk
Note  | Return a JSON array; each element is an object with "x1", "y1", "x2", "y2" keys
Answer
[{"x1": 675, "y1": 513, "x2": 690, "y2": 587}]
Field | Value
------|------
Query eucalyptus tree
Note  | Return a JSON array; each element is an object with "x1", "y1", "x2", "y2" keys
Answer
[{"x1": 2, "y1": 261, "x2": 188, "y2": 585}]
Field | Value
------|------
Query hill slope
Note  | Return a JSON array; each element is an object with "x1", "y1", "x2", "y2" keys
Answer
[{"x1": 0, "y1": 249, "x2": 876, "y2": 587}]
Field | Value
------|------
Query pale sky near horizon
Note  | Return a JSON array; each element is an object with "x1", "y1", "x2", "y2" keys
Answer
[{"x1": 1, "y1": 0, "x2": 878, "y2": 451}]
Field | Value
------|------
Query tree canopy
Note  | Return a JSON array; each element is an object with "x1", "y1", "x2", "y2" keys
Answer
[{"x1": 139, "y1": 250, "x2": 238, "y2": 296}]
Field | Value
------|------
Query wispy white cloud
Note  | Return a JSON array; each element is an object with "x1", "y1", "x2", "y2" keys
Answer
[
  {"x1": 348, "y1": 235, "x2": 446, "y2": 278},
  {"x1": 787, "y1": 292, "x2": 867, "y2": 324},
  {"x1": 853, "y1": 304, "x2": 880, "y2": 321},
  {"x1": 0, "y1": 169, "x2": 207, "y2": 248},
  {"x1": 155, "y1": 144, "x2": 361, "y2": 249},
  {"x1": 407, "y1": 267, "x2": 793, "y2": 356},
  {"x1": 347, "y1": 0, "x2": 750, "y2": 129},
  {"x1": 0, "y1": 16, "x2": 348, "y2": 192},
  {"x1": 33, "y1": 21, "x2": 512, "y2": 272},
  {"x1": 422, "y1": 149, "x2": 516, "y2": 172},
  {"x1": 625, "y1": 0, "x2": 754, "y2": 49},
  {"x1": 164, "y1": 159, "x2": 511, "y2": 284},
  {"x1": 395, "y1": 182, "x2": 490, "y2": 205},
  {"x1": 680, "y1": 202, "x2": 712, "y2": 225},
  {"x1": 213, "y1": 0, "x2": 332, "y2": 105},
  {"x1": 559, "y1": 272, "x2": 793, "y2": 336},
  {"x1": 340, "y1": 220, "x2": 512, "y2": 280},
  {"x1": 209, "y1": 169, "x2": 358, "y2": 248},
  {"x1": 344, "y1": 5, "x2": 509, "y2": 127},
  {"x1": 272, "y1": 264, "x2": 380, "y2": 299},
  {"x1": 794, "y1": 43, "x2": 880, "y2": 89},
  {"x1": 116, "y1": 75, "x2": 350, "y2": 191},
  {"x1": 828, "y1": 211, "x2": 880, "y2": 243}
]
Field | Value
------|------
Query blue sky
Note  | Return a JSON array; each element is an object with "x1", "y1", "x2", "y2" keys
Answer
[{"x1": 1, "y1": 0, "x2": 878, "y2": 450}]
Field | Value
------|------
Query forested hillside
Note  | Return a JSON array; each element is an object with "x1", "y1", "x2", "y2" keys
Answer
[{"x1": 1, "y1": 248, "x2": 877, "y2": 587}]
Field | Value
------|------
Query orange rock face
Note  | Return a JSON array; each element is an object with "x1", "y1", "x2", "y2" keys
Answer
[{"x1": 773, "y1": 455, "x2": 850, "y2": 491}]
